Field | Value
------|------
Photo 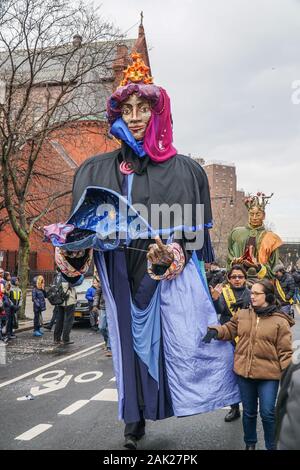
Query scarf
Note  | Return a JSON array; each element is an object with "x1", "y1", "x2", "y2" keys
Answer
[{"x1": 253, "y1": 304, "x2": 277, "y2": 316}]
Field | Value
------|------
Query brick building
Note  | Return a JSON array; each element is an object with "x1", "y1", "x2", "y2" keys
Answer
[
  {"x1": 193, "y1": 158, "x2": 248, "y2": 265},
  {"x1": 0, "y1": 20, "x2": 151, "y2": 277}
]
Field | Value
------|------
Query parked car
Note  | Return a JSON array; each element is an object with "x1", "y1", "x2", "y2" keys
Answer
[{"x1": 73, "y1": 276, "x2": 93, "y2": 322}]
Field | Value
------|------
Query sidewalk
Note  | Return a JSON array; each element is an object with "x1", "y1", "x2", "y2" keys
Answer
[{"x1": 16, "y1": 293, "x2": 54, "y2": 333}]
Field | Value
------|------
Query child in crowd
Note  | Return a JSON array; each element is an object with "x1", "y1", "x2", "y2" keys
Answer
[
  {"x1": 86, "y1": 278, "x2": 99, "y2": 331},
  {"x1": 9, "y1": 277, "x2": 23, "y2": 333},
  {"x1": 32, "y1": 275, "x2": 47, "y2": 337}
]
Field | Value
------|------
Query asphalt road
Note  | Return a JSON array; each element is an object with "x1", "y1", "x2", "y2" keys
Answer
[{"x1": 1, "y1": 312, "x2": 300, "y2": 451}]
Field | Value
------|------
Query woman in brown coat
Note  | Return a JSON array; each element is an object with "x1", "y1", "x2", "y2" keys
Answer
[{"x1": 203, "y1": 279, "x2": 294, "y2": 450}]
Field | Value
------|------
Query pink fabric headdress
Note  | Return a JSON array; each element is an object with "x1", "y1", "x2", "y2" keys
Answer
[{"x1": 106, "y1": 53, "x2": 177, "y2": 163}]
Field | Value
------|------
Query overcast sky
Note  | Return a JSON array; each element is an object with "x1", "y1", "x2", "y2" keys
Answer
[{"x1": 96, "y1": 0, "x2": 300, "y2": 239}]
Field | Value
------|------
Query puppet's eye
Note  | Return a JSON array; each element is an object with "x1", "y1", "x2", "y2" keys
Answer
[{"x1": 121, "y1": 107, "x2": 131, "y2": 115}]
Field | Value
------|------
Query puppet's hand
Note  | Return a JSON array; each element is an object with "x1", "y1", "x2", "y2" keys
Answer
[
  {"x1": 147, "y1": 241, "x2": 185, "y2": 281},
  {"x1": 147, "y1": 236, "x2": 174, "y2": 266},
  {"x1": 55, "y1": 247, "x2": 93, "y2": 278}
]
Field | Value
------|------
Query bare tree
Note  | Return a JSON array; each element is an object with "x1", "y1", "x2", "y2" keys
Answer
[{"x1": 0, "y1": 0, "x2": 124, "y2": 317}]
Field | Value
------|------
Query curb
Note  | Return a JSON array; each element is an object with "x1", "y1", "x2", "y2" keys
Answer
[
  {"x1": 15, "y1": 324, "x2": 33, "y2": 333},
  {"x1": 16, "y1": 320, "x2": 52, "y2": 333}
]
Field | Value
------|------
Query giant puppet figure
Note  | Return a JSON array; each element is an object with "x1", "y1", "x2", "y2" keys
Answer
[
  {"x1": 45, "y1": 53, "x2": 240, "y2": 449},
  {"x1": 227, "y1": 193, "x2": 283, "y2": 279}
]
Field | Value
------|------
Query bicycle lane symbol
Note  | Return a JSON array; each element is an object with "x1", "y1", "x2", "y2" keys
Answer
[{"x1": 16, "y1": 370, "x2": 103, "y2": 400}]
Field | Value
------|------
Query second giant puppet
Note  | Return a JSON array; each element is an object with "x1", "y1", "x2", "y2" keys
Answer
[
  {"x1": 45, "y1": 53, "x2": 240, "y2": 446},
  {"x1": 227, "y1": 193, "x2": 283, "y2": 278}
]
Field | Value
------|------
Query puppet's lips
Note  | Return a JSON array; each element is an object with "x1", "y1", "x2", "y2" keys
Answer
[{"x1": 129, "y1": 126, "x2": 145, "y2": 132}]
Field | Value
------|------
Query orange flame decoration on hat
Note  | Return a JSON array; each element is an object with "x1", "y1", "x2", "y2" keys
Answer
[
  {"x1": 244, "y1": 192, "x2": 274, "y2": 212},
  {"x1": 119, "y1": 52, "x2": 154, "y2": 87}
]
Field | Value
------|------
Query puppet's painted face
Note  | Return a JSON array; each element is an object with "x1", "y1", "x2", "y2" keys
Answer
[
  {"x1": 121, "y1": 93, "x2": 152, "y2": 141},
  {"x1": 248, "y1": 207, "x2": 265, "y2": 228}
]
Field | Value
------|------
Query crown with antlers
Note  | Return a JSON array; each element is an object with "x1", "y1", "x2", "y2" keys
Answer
[{"x1": 244, "y1": 192, "x2": 274, "y2": 212}]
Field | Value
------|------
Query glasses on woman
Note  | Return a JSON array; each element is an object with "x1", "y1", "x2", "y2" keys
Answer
[
  {"x1": 251, "y1": 291, "x2": 265, "y2": 296},
  {"x1": 229, "y1": 275, "x2": 245, "y2": 280}
]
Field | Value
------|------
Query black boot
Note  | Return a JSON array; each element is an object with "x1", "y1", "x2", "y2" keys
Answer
[
  {"x1": 245, "y1": 444, "x2": 256, "y2": 450},
  {"x1": 124, "y1": 435, "x2": 137, "y2": 450},
  {"x1": 124, "y1": 418, "x2": 145, "y2": 449},
  {"x1": 224, "y1": 404, "x2": 241, "y2": 422}
]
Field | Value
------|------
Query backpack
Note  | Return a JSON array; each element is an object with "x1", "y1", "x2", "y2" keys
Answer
[{"x1": 47, "y1": 274, "x2": 69, "y2": 306}]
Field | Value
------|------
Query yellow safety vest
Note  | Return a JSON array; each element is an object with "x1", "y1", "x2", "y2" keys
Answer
[
  {"x1": 222, "y1": 285, "x2": 237, "y2": 316},
  {"x1": 12, "y1": 290, "x2": 21, "y2": 302},
  {"x1": 222, "y1": 285, "x2": 240, "y2": 344},
  {"x1": 275, "y1": 280, "x2": 294, "y2": 305}
]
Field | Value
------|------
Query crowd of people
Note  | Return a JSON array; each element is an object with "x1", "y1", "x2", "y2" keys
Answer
[
  {"x1": 0, "y1": 268, "x2": 22, "y2": 343},
  {"x1": 0, "y1": 266, "x2": 110, "y2": 351},
  {"x1": 204, "y1": 262, "x2": 299, "y2": 449}
]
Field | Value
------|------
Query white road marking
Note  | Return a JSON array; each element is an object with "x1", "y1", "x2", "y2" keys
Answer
[
  {"x1": 0, "y1": 343, "x2": 104, "y2": 389},
  {"x1": 109, "y1": 377, "x2": 116, "y2": 382},
  {"x1": 15, "y1": 424, "x2": 53, "y2": 441},
  {"x1": 58, "y1": 400, "x2": 90, "y2": 415},
  {"x1": 35, "y1": 370, "x2": 66, "y2": 382},
  {"x1": 90, "y1": 388, "x2": 118, "y2": 402},
  {"x1": 222, "y1": 406, "x2": 243, "y2": 410},
  {"x1": 74, "y1": 371, "x2": 103, "y2": 383},
  {"x1": 70, "y1": 350, "x2": 99, "y2": 361}
]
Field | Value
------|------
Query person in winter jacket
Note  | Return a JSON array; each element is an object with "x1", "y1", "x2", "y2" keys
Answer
[
  {"x1": 2, "y1": 282, "x2": 15, "y2": 340},
  {"x1": 92, "y1": 278, "x2": 111, "y2": 356},
  {"x1": 273, "y1": 265, "x2": 295, "y2": 317},
  {"x1": 85, "y1": 278, "x2": 99, "y2": 330},
  {"x1": 53, "y1": 274, "x2": 78, "y2": 346},
  {"x1": 210, "y1": 264, "x2": 251, "y2": 423},
  {"x1": 32, "y1": 275, "x2": 47, "y2": 337},
  {"x1": 276, "y1": 361, "x2": 300, "y2": 450},
  {"x1": 291, "y1": 266, "x2": 300, "y2": 306},
  {"x1": 9, "y1": 277, "x2": 23, "y2": 332},
  {"x1": 203, "y1": 279, "x2": 294, "y2": 450},
  {"x1": 0, "y1": 271, "x2": 6, "y2": 342}
]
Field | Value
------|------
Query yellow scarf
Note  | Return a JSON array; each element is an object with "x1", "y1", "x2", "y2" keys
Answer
[
  {"x1": 222, "y1": 285, "x2": 237, "y2": 316},
  {"x1": 275, "y1": 279, "x2": 293, "y2": 304},
  {"x1": 222, "y1": 285, "x2": 240, "y2": 344}
]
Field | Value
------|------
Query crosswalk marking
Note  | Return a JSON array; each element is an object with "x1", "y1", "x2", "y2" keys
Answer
[
  {"x1": 15, "y1": 424, "x2": 53, "y2": 441},
  {"x1": 90, "y1": 388, "x2": 118, "y2": 402},
  {"x1": 58, "y1": 400, "x2": 90, "y2": 415},
  {"x1": 109, "y1": 377, "x2": 116, "y2": 382}
]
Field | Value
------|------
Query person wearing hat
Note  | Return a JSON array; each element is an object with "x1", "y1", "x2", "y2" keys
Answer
[
  {"x1": 246, "y1": 267, "x2": 260, "y2": 288},
  {"x1": 273, "y1": 265, "x2": 295, "y2": 317}
]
